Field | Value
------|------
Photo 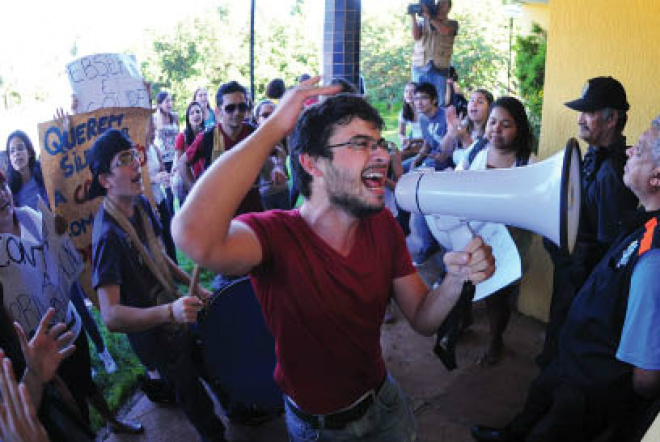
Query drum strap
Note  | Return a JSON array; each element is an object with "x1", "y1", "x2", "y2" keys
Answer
[{"x1": 103, "y1": 197, "x2": 181, "y2": 304}]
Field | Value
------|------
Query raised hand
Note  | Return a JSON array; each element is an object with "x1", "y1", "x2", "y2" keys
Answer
[
  {"x1": 53, "y1": 108, "x2": 71, "y2": 132},
  {"x1": 14, "y1": 308, "x2": 76, "y2": 384},
  {"x1": 0, "y1": 353, "x2": 51, "y2": 442},
  {"x1": 267, "y1": 77, "x2": 343, "y2": 136}
]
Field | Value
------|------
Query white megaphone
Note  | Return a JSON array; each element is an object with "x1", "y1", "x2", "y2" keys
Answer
[{"x1": 395, "y1": 139, "x2": 582, "y2": 253}]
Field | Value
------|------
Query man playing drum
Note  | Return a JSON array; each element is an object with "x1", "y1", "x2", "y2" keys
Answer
[
  {"x1": 88, "y1": 129, "x2": 227, "y2": 442},
  {"x1": 173, "y1": 78, "x2": 495, "y2": 442}
]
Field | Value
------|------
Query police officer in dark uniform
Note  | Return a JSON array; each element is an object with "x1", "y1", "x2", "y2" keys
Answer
[
  {"x1": 538, "y1": 77, "x2": 639, "y2": 366},
  {"x1": 471, "y1": 116, "x2": 660, "y2": 442}
]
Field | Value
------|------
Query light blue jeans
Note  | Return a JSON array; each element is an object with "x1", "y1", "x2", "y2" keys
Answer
[
  {"x1": 284, "y1": 374, "x2": 417, "y2": 442},
  {"x1": 412, "y1": 63, "x2": 448, "y2": 108}
]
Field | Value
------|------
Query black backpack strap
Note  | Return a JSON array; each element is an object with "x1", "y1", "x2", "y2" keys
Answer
[{"x1": 467, "y1": 137, "x2": 488, "y2": 167}]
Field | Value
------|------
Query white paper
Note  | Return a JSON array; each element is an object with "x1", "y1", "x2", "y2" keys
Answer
[
  {"x1": 67, "y1": 53, "x2": 150, "y2": 112},
  {"x1": 426, "y1": 215, "x2": 522, "y2": 301},
  {"x1": 0, "y1": 199, "x2": 83, "y2": 337}
]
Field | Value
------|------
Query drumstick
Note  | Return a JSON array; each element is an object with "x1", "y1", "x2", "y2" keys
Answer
[{"x1": 188, "y1": 264, "x2": 201, "y2": 299}]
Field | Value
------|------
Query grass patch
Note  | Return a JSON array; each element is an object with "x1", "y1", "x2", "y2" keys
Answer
[{"x1": 87, "y1": 308, "x2": 143, "y2": 431}]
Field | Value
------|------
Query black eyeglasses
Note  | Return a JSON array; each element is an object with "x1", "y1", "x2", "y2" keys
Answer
[
  {"x1": 224, "y1": 102, "x2": 249, "y2": 114},
  {"x1": 324, "y1": 136, "x2": 396, "y2": 153},
  {"x1": 259, "y1": 112, "x2": 272, "y2": 119}
]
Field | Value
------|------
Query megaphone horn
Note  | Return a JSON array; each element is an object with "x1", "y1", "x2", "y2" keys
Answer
[{"x1": 395, "y1": 139, "x2": 582, "y2": 253}]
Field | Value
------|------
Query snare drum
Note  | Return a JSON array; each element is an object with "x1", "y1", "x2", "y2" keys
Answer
[{"x1": 196, "y1": 277, "x2": 283, "y2": 418}]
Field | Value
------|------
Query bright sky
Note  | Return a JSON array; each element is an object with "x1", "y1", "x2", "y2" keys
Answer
[{"x1": 0, "y1": 0, "x2": 407, "y2": 144}]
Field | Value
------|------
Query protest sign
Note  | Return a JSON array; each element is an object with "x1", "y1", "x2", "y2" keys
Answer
[
  {"x1": 67, "y1": 54, "x2": 150, "y2": 112},
  {"x1": 38, "y1": 107, "x2": 152, "y2": 305},
  {"x1": 0, "y1": 199, "x2": 83, "y2": 338}
]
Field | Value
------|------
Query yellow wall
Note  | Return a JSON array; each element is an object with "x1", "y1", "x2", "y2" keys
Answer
[
  {"x1": 519, "y1": 3, "x2": 549, "y2": 35},
  {"x1": 518, "y1": 0, "x2": 660, "y2": 321}
]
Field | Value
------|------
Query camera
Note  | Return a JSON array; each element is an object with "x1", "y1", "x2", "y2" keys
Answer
[{"x1": 407, "y1": 0, "x2": 438, "y2": 16}]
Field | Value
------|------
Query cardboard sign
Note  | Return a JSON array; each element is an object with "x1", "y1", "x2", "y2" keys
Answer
[
  {"x1": 38, "y1": 107, "x2": 153, "y2": 305},
  {"x1": 0, "y1": 200, "x2": 83, "y2": 338},
  {"x1": 67, "y1": 54, "x2": 150, "y2": 113}
]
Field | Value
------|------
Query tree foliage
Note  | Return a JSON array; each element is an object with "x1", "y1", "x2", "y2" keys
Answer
[
  {"x1": 515, "y1": 24, "x2": 546, "y2": 139},
  {"x1": 361, "y1": 4, "x2": 508, "y2": 109},
  {"x1": 136, "y1": 0, "x2": 509, "y2": 118},
  {"x1": 136, "y1": 4, "x2": 319, "y2": 116}
]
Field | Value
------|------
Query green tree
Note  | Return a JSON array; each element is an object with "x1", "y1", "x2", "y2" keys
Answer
[
  {"x1": 515, "y1": 24, "x2": 546, "y2": 140},
  {"x1": 136, "y1": 1, "x2": 319, "y2": 116},
  {"x1": 360, "y1": 12, "x2": 410, "y2": 109}
]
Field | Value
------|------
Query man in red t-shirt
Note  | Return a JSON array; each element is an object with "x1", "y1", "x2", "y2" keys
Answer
[{"x1": 173, "y1": 79, "x2": 494, "y2": 442}]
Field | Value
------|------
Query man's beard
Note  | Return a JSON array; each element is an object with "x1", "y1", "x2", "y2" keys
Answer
[
  {"x1": 325, "y1": 164, "x2": 383, "y2": 218},
  {"x1": 329, "y1": 192, "x2": 382, "y2": 218}
]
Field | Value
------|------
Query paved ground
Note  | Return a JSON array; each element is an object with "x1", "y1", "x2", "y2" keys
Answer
[
  {"x1": 97, "y1": 301, "x2": 545, "y2": 442},
  {"x1": 97, "y1": 219, "x2": 547, "y2": 442}
]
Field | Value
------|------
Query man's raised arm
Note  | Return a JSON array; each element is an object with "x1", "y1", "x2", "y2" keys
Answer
[{"x1": 172, "y1": 78, "x2": 342, "y2": 275}]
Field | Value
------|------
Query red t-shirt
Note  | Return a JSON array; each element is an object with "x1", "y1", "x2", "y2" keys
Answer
[{"x1": 237, "y1": 208, "x2": 415, "y2": 414}]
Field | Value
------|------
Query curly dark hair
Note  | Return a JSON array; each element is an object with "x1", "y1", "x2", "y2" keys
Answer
[{"x1": 290, "y1": 94, "x2": 384, "y2": 198}]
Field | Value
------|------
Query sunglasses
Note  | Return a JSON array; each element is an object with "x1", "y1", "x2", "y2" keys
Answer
[
  {"x1": 111, "y1": 149, "x2": 140, "y2": 169},
  {"x1": 258, "y1": 112, "x2": 272, "y2": 119},
  {"x1": 224, "y1": 102, "x2": 249, "y2": 114}
]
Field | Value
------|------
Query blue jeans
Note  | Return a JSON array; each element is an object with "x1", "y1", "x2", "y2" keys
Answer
[
  {"x1": 284, "y1": 375, "x2": 417, "y2": 442},
  {"x1": 412, "y1": 63, "x2": 447, "y2": 108}
]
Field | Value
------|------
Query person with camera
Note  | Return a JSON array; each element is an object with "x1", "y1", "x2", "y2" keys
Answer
[{"x1": 409, "y1": 0, "x2": 459, "y2": 108}]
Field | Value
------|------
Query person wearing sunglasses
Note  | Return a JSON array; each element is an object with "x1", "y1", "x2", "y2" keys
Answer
[
  {"x1": 88, "y1": 129, "x2": 224, "y2": 442},
  {"x1": 179, "y1": 81, "x2": 262, "y2": 214},
  {"x1": 173, "y1": 78, "x2": 495, "y2": 442}
]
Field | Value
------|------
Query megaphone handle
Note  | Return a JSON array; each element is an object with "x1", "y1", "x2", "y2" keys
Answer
[
  {"x1": 451, "y1": 221, "x2": 475, "y2": 252},
  {"x1": 433, "y1": 281, "x2": 475, "y2": 370}
]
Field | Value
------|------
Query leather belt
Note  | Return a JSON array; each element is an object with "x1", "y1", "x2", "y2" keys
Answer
[{"x1": 285, "y1": 381, "x2": 385, "y2": 430}]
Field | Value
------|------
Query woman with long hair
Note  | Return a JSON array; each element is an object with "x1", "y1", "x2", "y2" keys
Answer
[
  {"x1": 5, "y1": 130, "x2": 47, "y2": 211},
  {"x1": 153, "y1": 91, "x2": 179, "y2": 213},
  {"x1": 0, "y1": 169, "x2": 142, "y2": 436},
  {"x1": 460, "y1": 96, "x2": 535, "y2": 366},
  {"x1": 193, "y1": 87, "x2": 215, "y2": 130},
  {"x1": 443, "y1": 89, "x2": 494, "y2": 167},
  {"x1": 5, "y1": 131, "x2": 119, "y2": 375},
  {"x1": 174, "y1": 101, "x2": 205, "y2": 199},
  {"x1": 398, "y1": 82, "x2": 423, "y2": 159}
]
